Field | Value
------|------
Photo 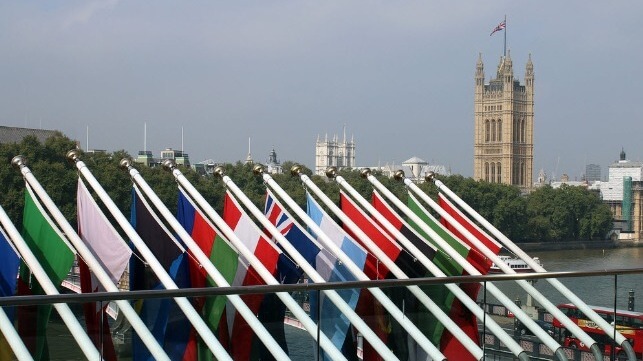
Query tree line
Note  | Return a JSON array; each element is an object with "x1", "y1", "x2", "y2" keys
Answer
[{"x1": 0, "y1": 134, "x2": 613, "y2": 243}]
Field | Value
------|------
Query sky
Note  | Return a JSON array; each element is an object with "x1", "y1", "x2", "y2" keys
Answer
[{"x1": 1, "y1": 1, "x2": 642, "y2": 180}]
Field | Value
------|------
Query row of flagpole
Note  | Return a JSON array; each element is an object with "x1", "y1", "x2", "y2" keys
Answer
[{"x1": 0, "y1": 150, "x2": 635, "y2": 361}]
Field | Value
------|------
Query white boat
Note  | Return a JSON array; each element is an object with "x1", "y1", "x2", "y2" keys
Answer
[{"x1": 490, "y1": 255, "x2": 542, "y2": 273}]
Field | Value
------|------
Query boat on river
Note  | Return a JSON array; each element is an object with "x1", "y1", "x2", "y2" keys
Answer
[{"x1": 490, "y1": 255, "x2": 542, "y2": 273}]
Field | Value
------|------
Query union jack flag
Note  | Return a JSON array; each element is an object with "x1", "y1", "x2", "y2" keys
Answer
[
  {"x1": 264, "y1": 190, "x2": 322, "y2": 280},
  {"x1": 490, "y1": 20, "x2": 506, "y2": 36},
  {"x1": 265, "y1": 192, "x2": 294, "y2": 236}
]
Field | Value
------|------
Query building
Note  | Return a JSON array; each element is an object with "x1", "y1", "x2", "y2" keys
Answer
[
  {"x1": 585, "y1": 164, "x2": 601, "y2": 182},
  {"x1": 366, "y1": 157, "x2": 451, "y2": 183},
  {"x1": 0, "y1": 126, "x2": 62, "y2": 144},
  {"x1": 315, "y1": 131, "x2": 355, "y2": 176},
  {"x1": 160, "y1": 148, "x2": 190, "y2": 167},
  {"x1": 265, "y1": 147, "x2": 283, "y2": 174},
  {"x1": 600, "y1": 149, "x2": 643, "y2": 238},
  {"x1": 474, "y1": 52, "x2": 534, "y2": 192},
  {"x1": 134, "y1": 148, "x2": 190, "y2": 167}
]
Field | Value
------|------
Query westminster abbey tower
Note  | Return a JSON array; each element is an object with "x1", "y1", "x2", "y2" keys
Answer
[{"x1": 474, "y1": 51, "x2": 534, "y2": 191}]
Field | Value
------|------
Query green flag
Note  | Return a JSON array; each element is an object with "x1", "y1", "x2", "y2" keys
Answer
[{"x1": 17, "y1": 186, "x2": 75, "y2": 360}]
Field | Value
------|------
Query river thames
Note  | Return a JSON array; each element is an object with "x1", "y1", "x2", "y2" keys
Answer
[{"x1": 38, "y1": 246, "x2": 643, "y2": 360}]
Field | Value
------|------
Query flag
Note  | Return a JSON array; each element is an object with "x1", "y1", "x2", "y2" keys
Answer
[
  {"x1": 262, "y1": 190, "x2": 321, "y2": 358},
  {"x1": 17, "y1": 185, "x2": 75, "y2": 361},
  {"x1": 407, "y1": 192, "x2": 490, "y2": 274},
  {"x1": 0, "y1": 229, "x2": 19, "y2": 297},
  {"x1": 264, "y1": 189, "x2": 320, "y2": 284},
  {"x1": 176, "y1": 187, "x2": 238, "y2": 359},
  {"x1": 438, "y1": 193, "x2": 502, "y2": 259},
  {"x1": 0, "y1": 228, "x2": 20, "y2": 361},
  {"x1": 490, "y1": 19, "x2": 506, "y2": 36},
  {"x1": 222, "y1": 190, "x2": 281, "y2": 360},
  {"x1": 306, "y1": 192, "x2": 365, "y2": 360},
  {"x1": 77, "y1": 179, "x2": 132, "y2": 361},
  {"x1": 371, "y1": 190, "x2": 451, "y2": 356},
  {"x1": 405, "y1": 192, "x2": 485, "y2": 360},
  {"x1": 130, "y1": 186, "x2": 194, "y2": 361},
  {"x1": 339, "y1": 191, "x2": 425, "y2": 359}
]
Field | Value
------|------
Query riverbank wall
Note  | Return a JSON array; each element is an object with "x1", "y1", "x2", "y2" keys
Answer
[{"x1": 514, "y1": 239, "x2": 642, "y2": 252}]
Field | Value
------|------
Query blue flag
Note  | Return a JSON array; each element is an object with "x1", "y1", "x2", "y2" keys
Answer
[
  {"x1": 306, "y1": 192, "x2": 367, "y2": 358},
  {"x1": 130, "y1": 187, "x2": 195, "y2": 361},
  {"x1": 0, "y1": 229, "x2": 19, "y2": 298}
]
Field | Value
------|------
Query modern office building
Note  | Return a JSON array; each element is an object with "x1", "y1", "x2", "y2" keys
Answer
[
  {"x1": 585, "y1": 164, "x2": 601, "y2": 182},
  {"x1": 473, "y1": 52, "x2": 534, "y2": 191}
]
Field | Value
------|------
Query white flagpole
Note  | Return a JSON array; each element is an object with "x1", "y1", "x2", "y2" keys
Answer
[
  {"x1": 403, "y1": 174, "x2": 604, "y2": 360},
  {"x1": 260, "y1": 166, "x2": 447, "y2": 360},
  {"x1": 124, "y1": 161, "x2": 291, "y2": 361},
  {"x1": 0, "y1": 192, "x2": 100, "y2": 360},
  {"x1": 0, "y1": 307, "x2": 33, "y2": 361},
  {"x1": 213, "y1": 166, "x2": 400, "y2": 361},
  {"x1": 66, "y1": 152, "x2": 232, "y2": 361},
  {"x1": 431, "y1": 175, "x2": 637, "y2": 360},
  {"x1": 12, "y1": 155, "x2": 170, "y2": 361},
  {"x1": 363, "y1": 169, "x2": 570, "y2": 359},
  {"x1": 330, "y1": 168, "x2": 528, "y2": 360},
  {"x1": 160, "y1": 161, "x2": 346, "y2": 361},
  {"x1": 297, "y1": 168, "x2": 483, "y2": 361}
]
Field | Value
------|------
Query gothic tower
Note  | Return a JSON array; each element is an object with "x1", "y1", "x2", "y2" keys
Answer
[
  {"x1": 474, "y1": 51, "x2": 534, "y2": 191},
  {"x1": 315, "y1": 130, "x2": 356, "y2": 175}
]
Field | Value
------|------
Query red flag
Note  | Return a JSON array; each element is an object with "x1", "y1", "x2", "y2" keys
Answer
[{"x1": 223, "y1": 191, "x2": 281, "y2": 360}]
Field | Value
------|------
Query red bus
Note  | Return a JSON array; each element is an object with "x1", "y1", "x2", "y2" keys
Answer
[{"x1": 553, "y1": 303, "x2": 643, "y2": 358}]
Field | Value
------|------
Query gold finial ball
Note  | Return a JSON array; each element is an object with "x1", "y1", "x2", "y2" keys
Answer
[
  {"x1": 393, "y1": 170, "x2": 405, "y2": 182},
  {"x1": 290, "y1": 165, "x2": 303, "y2": 176},
  {"x1": 359, "y1": 168, "x2": 371, "y2": 178},
  {"x1": 425, "y1": 171, "x2": 436, "y2": 183},
  {"x1": 162, "y1": 159, "x2": 176, "y2": 171},
  {"x1": 325, "y1": 167, "x2": 338, "y2": 179},
  {"x1": 11, "y1": 155, "x2": 27, "y2": 169},
  {"x1": 252, "y1": 164, "x2": 265, "y2": 176},
  {"x1": 119, "y1": 158, "x2": 132, "y2": 170},
  {"x1": 66, "y1": 149, "x2": 81, "y2": 163},
  {"x1": 213, "y1": 166, "x2": 226, "y2": 178}
]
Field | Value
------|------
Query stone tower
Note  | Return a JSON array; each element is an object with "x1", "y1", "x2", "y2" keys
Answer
[
  {"x1": 474, "y1": 51, "x2": 534, "y2": 191},
  {"x1": 315, "y1": 129, "x2": 355, "y2": 175}
]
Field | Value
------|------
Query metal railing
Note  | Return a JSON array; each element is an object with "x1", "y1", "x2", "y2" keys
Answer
[{"x1": 2, "y1": 267, "x2": 642, "y2": 361}]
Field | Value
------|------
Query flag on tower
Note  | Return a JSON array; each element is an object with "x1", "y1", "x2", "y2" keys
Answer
[{"x1": 490, "y1": 19, "x2": 506, "y2": 36}]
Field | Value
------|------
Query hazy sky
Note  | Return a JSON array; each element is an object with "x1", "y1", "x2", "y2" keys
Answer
[{"x1": 1, "y1": 1, "x2": 642, "y2": 180}]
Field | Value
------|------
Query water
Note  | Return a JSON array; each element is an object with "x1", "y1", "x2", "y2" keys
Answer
[
  {"x1": 34, "y1": 247, "x2": 643, "y2": 359},
  {"x1": 482, "y1": 247, "x2": 643, "y2": 311}
]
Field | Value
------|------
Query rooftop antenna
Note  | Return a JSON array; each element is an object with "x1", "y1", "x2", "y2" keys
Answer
[
  {"x1": 144, "y1": 122, "x2": 147, "y2": 152},
  {"x1": 181, "y1": 127, "x2": 184, "y2": 152},
  {"x1": 86, "y1": 126, "x2": 89, "y2": 151}
]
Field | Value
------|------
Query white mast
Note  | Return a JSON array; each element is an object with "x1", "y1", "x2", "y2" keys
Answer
[{"x1": 144, "y1": 122, "x2": 147, "y2": 152}]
